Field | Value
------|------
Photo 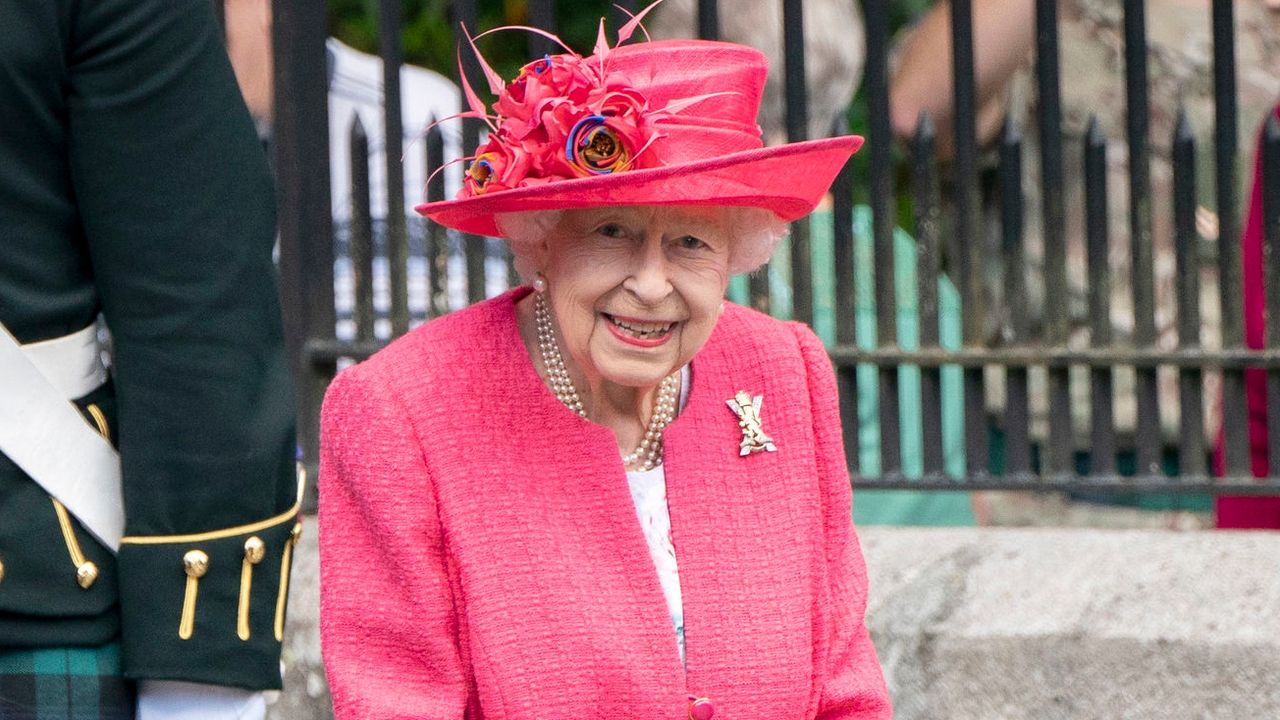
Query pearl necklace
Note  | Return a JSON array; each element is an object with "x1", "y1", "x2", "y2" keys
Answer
[{"x1": 534, "y1": 292, "x2": 680, "y2": 471}]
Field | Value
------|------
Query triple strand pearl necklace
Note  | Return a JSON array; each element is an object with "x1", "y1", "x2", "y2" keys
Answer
[{"x1": 534, "y1": 292, "x2": 679, "y2": 471}]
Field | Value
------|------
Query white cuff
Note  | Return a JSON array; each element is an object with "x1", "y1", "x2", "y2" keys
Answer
[{"x1": 136, "y1": 680, "x2": 266, "y2": 720}]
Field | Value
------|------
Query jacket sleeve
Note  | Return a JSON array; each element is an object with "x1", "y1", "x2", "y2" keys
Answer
[
  {"x1": 65, "y1": 0, "x2": 298, "y2": 689},
  {"x1": 319, "y1": 366, "x2": 470, "y2": 719},
  {"x1": 791, "y1": 323, "x2": 893, "y2": 718}
]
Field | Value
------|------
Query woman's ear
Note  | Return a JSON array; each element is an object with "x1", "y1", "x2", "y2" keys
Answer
[{"x1": 534, "y1": 235, "x2": 552, "y2": 275}]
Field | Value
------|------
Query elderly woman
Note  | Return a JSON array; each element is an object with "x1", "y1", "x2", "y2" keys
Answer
[{"x1": 318, "y1": 26, "x2": 890, "y2": 720}]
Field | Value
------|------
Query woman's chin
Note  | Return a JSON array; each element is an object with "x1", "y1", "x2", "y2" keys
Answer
[
  {"x1": 592, "y1": 354, "x2": 680, "y2": 391},
  {"x1": 599, "y1": 368, "x2": 675, "y2": 391}
]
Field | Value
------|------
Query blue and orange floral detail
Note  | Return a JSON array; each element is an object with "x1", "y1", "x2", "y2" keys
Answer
[
  {"x1": 566, "y1": 115, "x2": 630, "y2": 175},
  {"x1": 467, "y1": 153, "x2": 498, "y2": 191}
]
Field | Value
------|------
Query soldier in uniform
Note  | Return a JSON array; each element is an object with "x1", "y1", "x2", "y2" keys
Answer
[{"x1": 0, "y1": 0, "x2": 298, "y2": 717}]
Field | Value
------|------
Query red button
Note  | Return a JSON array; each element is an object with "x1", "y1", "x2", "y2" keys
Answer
[{"x1": 688, "y1": 696, "x2": 714, "y2": 720}]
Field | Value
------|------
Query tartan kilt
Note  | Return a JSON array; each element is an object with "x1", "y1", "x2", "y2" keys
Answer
[{"x1": 0, "y1": 643, "x2": 134, "y2": 720}]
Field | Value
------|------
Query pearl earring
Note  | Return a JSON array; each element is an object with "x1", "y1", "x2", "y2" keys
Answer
[{"x1": 533, "y1": 273, "x2": 547, "y2": 293}]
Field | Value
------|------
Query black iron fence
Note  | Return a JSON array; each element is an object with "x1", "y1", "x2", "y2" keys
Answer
[{"x1": 269, "y1": 0, "x2": 1280, "y2": 505}]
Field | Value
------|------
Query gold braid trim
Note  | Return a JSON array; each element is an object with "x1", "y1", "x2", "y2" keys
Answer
[
  {"x1": 51, "y1": 403, "x2": 112, "y2": 589},
  {"x1": 120, "y1": 466, "x2": 305, "y2": 545}
]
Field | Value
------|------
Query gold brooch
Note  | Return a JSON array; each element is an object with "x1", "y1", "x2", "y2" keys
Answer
[{"x1": 727, "y1": 390, "x2": 777, "y2": 456}]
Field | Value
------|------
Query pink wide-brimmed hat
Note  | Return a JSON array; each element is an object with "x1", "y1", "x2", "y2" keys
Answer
[{"x1": 416, "y1": 30, "x2": 863, "y2": 238}]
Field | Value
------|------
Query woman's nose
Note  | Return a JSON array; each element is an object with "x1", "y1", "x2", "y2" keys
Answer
[{"x1": 623, "y1": 240, "x2": 672, "y2": 304}]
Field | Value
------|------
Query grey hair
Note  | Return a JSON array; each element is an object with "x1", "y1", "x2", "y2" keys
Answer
[{"x1": 494, "y1": 207, "x2": 789, "y2": 283}]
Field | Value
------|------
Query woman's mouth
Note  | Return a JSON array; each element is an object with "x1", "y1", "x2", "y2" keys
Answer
[{"x1": 603, "y1": 313, "x2": 676, "y2": 346}]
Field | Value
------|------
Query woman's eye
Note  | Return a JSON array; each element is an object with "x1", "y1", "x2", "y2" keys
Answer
[
  {"x1": 676, "y1": 235, "x2": 709, "y2": 251},
  {"x1": 597, "y1": 223, "x2": 626, "y2": 239}
]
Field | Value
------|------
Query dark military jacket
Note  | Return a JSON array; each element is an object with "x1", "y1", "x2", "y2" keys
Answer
[{"x1": 0, "y1": 0, "x2": 298, "y2": 690}]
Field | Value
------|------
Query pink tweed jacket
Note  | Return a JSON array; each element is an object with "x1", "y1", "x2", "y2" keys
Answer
[{"x1": 319, "y1": 287, "x2": 891, "y2": 719}]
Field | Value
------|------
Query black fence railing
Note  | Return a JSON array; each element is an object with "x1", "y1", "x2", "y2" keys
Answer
[{"x1": 270, "y1": 0, "x2": 1280, "y2": 508}]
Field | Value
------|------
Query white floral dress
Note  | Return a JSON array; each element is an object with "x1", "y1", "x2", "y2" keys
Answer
[
  {"x1": 626, "y1": 464, "x2": 686, "y2": 665},
  {"x1": 624, "y1": 365, "x2": 691, "y2": 666}
]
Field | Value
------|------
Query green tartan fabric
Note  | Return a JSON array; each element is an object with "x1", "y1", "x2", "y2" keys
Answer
[{"x1": 0, "y1": 644, "x2": 133, "y2": 720}]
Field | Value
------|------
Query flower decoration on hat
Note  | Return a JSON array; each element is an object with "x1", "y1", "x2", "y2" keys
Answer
[
  {"x1": 448, "y1": 1, "x2": 729, "y2": 198},
  {"x1": 567, "y1": 115, "x2": 630, "y2": 175}
]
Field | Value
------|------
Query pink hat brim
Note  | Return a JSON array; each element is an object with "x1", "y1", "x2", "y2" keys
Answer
[{"x1": 416, "y1": 135, "x2": 864, "y2": 237}]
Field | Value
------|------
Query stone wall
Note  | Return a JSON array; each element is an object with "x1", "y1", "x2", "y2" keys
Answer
[
  {"x1": 864, "y1": 527, "x2": 1279, "y2": 719},
  {"x1": 269, "y1": 525, "x2": 1280, "y2": 719}
]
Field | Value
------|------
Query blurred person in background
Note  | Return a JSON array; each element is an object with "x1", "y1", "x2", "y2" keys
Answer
[
  {"x1": 1215, "y1": 100, "x2": 1280, "y2": 529},
  {"x1": 224, "y1": 0, "x2": 471, "y2": 321},
  {"x1": 887, "y1": 0, "x2": 1034, "y2": 157}
]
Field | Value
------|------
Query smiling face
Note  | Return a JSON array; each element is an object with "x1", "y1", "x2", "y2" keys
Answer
[{"x1": 539, "y1": 205, "x2": 733, "y2": 392}]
